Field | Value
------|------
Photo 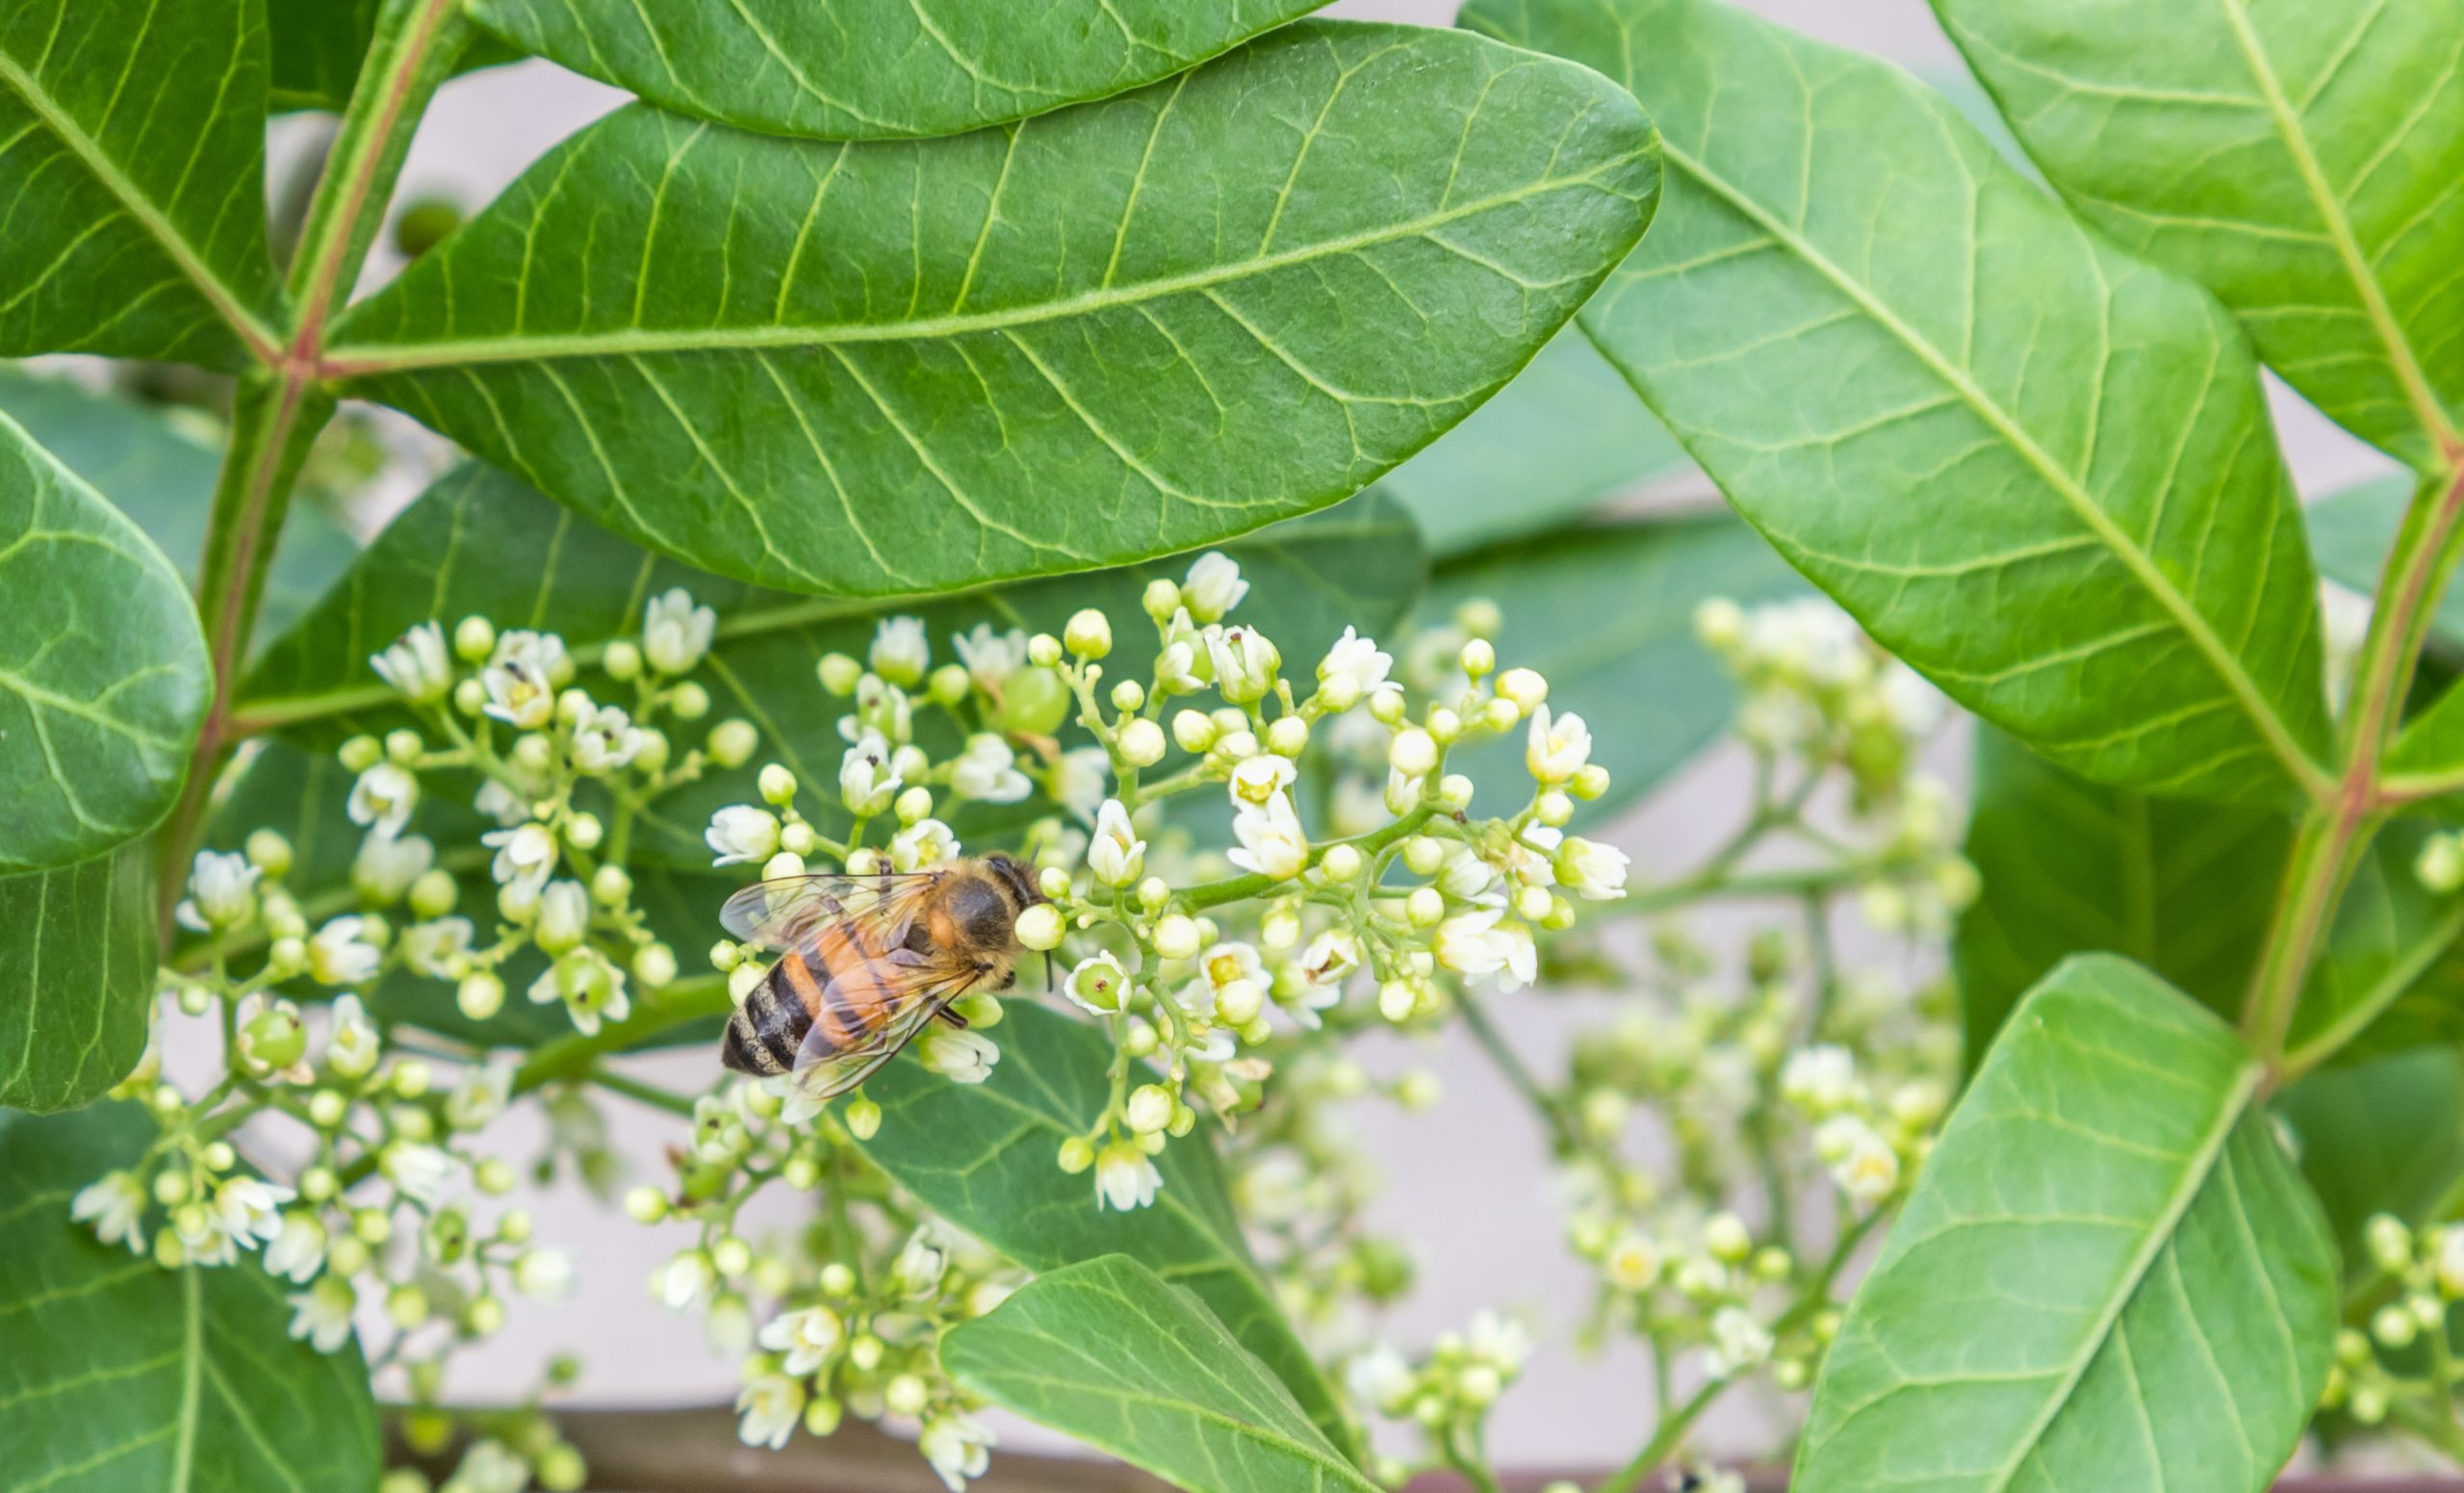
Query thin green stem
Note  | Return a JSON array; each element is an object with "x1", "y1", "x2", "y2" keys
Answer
[
  {"x1": 1179, "y1": 804, "x2": 1439, "y2": 911},
  {"x1": 1455, "y1": 989, "x2": 1581, "y2": 1156},
  {"x1": 587, "y1": 1066, "x2": 700, "y2": 1118}
]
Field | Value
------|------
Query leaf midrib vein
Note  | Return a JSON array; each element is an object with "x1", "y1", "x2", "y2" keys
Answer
[
  {"x1": 1660, "y1": 138, "x2": 2328, "y2": 797},
  {"x1": 321, "y1": 156, "x2": 1648, "y2": 373}
]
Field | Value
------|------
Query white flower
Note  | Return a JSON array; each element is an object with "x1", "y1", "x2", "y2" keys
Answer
[
  {"x1": 1782, "y1": 1047, "x2": 1861, "y2": 1115},
  {"x1": 735, "y1": 1373, "x2": 806, "y2": 1452},
  {"x1": 264, "y1": 1211, "x2": 325, "y2": 1282},
  {"x1": 70, "y1": 1171, "x2": 146, "y2": 1253},
  {"x1": 1185, "y1": 940, "x2": 1265, "y2": 1024},
  {"x1": 1435, "y1": 908, "x2": 1527, "y2": 987},
  {"x1": 893, "y1": 1226, "x2": 949, "y2": 1299},
  {"x1": 1316, "y1": 626, "x2": 1393, "y2": 707},
  {"x1": 919, "y1": 1416, "x2": 995, "y2": 1493},
  {"x1": 758, "y1": 1303, "x2": 845, "y2": 1376},
  {"x1": 839, "y1": 731, "x2": 902, "y2": 815},
  {"x1": 210, "y1": 1175, "x2": 295, "y2": 1254},
  {"x1": 353, "y1": 830, "x2": 434, "y2": 904},
  {"x1": 287, "y1": 1276, "x2": 357, "y2": 1353},
  {"x1": 481, "y1": 631, "x2": 568, "y2": 728},
  {"x1": 890, "y1": 817, "x2": 959, "y2": 871},
  {"x1": 1494, "y1": 919, "x2": 1537, "y2": 991},
  {"x1": 1088, "y1": 799, "x2": 1145, "y2": 887},
  {"x1": 642, "y1": 588, "x2": 714, "y2": 675},
  {"x1": 1604, "y1": 1232, "x2": 1661, "y2": 1292},
  {"x1": 346, "y1": 762, "x2": 419, "y2": 837},
  {"x1": 1155, "y1": 634, "x2": 1202, "y2": 693},
  {"x1": 1556, "y1": 837, "x2": 1630, "y2": 901},
  {"x1": 447, "y1": 1440, "x2": 531, "y2": 1493},
  {"x1": 515, "y1": 1248, "x2": 576, "y2": 1301},
  {"x1": 175, "y1": 850, "x2": 261, "y2": 933},
  {"x1": 1094, "y1": 1140, "x2": 1162, "y2": 1211},
  {"x1": 234, "y1": 995, "x2": 312, "y2": 1083},
  {"x1": 483, "y1": 821, "x2": 558, "y2": 893},
  {"x1": 1182, "y1": 552, "x2": 1248, "y2": 622},
  {"x1": 1298, "y1": 929, "x2": 1360, "y2": 989},
  {"x1": 1065, "y1": 953, "x2": 1130, "y2": 1015},
  {"x1": 475, "y1": 778, "x2": 528, "y2": 827},
  {"x1": 1438, "y1": 841, "x2": 1500, "y2": 902},
  {"x1": 953, "y1": 624, "x2": 1029, "y2": 691},
  {"x1": 372, "y1": 622, "x2": 452, "y2": 704},
  {"x1": 381, "y1": 1142, "x2": 456, "y2": 1207},
  {"x1": 1227, "y1": 790, "x2": 1308, "y2": 881},
  {"x1": 400, "y1": 916, "x2": 472, "y2": 979},
  {"x1": 951, "y1": 734, "x2": 1030, "y2": 803},
  {"x1": 1053, "y1": 747, "x2": 1109, "y2": 822},
  {"x1": 447, "y1": 1060, "x2": 516, "y2": 1131},
  {"x1": 1704, "y1": 1306, "x2": 1773, "y2": 1378},
  {"x1": 870, "y1": 615, "x2": 931, "y2": 685},
  {"x1": 308, "y1": 916, "x2": 380, "y2": 986},
  {"x1": 1526, "y1": 704, "x2": 1593, "y2": 785},
  {"x1": 325, "y1": 993, "x2": 380, "y2": 1078},
  {"x1": 572, "y1": 704, "x2": 644, "y2": 773},
  {"x1": 175, "y1": 1196, "x2": 236, "y2": 1267},
  {"x1": 1878, "y1": 661, "x2": 1943, "y2": 735},
  {"x1": 659, "y1": 1250, "x2": 715, "y2": 1310},
  {"x1": 917, "y1": 1025, "x2": 999, "y2": 1084},
  {"x1": 536, "y1": 878, "x2": 590, "y2": 954},
  {"x1": 1467, "y1": 1310, "x2": 1534, "y2": 1374},
  {"x1": 1204, "y1": 625, "x2": 1279, "y2": 704},
  {"x1": 1817, "y1": 1116, "x2": 1901, "y2": 1204},
  {"x1": 1228, "y1": 752, "x2": 1296, "y2": 807},
  {"x1": 1347, "y1": 1343, "x2": 1415, "y2": 1413},
  {"x1": 528, "y1": 948, "x2": 630, "y2": 1036},
  {"x1": 706, "y1": 805, "x2": 781, "y2": 866}
]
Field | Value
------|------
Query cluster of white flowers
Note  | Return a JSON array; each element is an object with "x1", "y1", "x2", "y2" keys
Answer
[
  {"x1": 624, "y1": 1080, "x2": 1016, "y2": 1486},
  {"x1": 1346, "y1": 1311, "x2": 1535, "y2": 1481},
  {"x1": 2319, "y1": 1214, "x2": 2464, "y2": 1427}
]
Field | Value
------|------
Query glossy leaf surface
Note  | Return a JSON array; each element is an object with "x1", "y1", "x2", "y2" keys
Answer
[
  {"x1": 0, "y1": 0, "x2": 280, "y2": 366},
  {"x1": 2278, "y1": 1046, "x2": 2464, "y2": 1280},
  {"x1": 0, "y1": 407, "x2": 211, "y2": 873},
  {"x1": 0, "y1": 1104, "x2": 381, "y2": 1491},
  {"x1": 0, "y1": 841, "x2": 154, "y2": 1114},
  {"x1": 943, "y1": 1255, "x2": 1377, "y2": 1493},
  {"x1": 326, "y1": 23, "x2": 1658, "y2": 596},
  {"x1": 1934, "y1": 0, "x2": 2464, "y2": 465},
  {"x1": 1798, "y1": 955, "x2": 2337, "y2": 1493},
  {"x1": 470, "y1": 0, "x2": 1329, "y2": 141},
  {"x1": 1468, "y1": 0, "x2": 2332, "y2": 804},
  {"x1": 860, "y1": 1002, "x2": 1350, "y2": 1455}
]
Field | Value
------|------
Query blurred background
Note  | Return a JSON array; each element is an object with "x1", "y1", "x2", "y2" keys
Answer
[{"x1": 232, "y1": 0, "x2": 2400, "y2": 1473}]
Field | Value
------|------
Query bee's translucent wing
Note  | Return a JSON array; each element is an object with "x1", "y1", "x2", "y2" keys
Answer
[
  {"x1": 718, "y1": 871, "x2": 938, "y2": 954},
  {"x1": 789, "y1": 949, "x2": 985, "y2": 1101}
]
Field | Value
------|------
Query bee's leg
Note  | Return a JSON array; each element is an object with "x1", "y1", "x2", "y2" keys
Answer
[{"x1": 934, "y1": 1005, "x2": 970, "y2": 1030}]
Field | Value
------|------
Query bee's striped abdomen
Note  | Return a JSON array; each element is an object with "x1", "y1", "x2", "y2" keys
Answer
[{"x1": 720, "y1": 956, "x2": 816, "y2": 1076}]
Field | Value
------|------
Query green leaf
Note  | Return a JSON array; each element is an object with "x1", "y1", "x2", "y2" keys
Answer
[
  {"x1": 1931, "y1": 0, "x2": 2464, "y2": 467},
  {"x1": 0, "y1": 369, "x2": 360, "y2": 641},
  {"x1": 0, "y1": 1103, "x2": 382, "y2": 1492},
  {"x1": 236, "y1": 460, "x2": 1424, "y2": 868},
  {"x1": 2281, "y1": 821, "x2": 2464, "y2": 1068},
  {"x1": 943, "y1": 1255, "x2": 1377, "y2": 1493},
  {"x1": 0, "y1": 0, "x2": 281, "y2": 367},
  {"x1": 2278, "y1": 1046, "x2": 2464, "y2": 1279},
  {"x1": 0, "y1": 405, "x2": 212, "y2": 873},
  {"x1": 1420, "y1": 511, "x2": 1803, "y2": 823},
  {"x1": 1798, "y1": 954, "x2": 2337, "y2": 1493},
  {"x1": 322, "y1": 21, "x2": 1659, "y2": 596},
  {"x1": 860, "y1": 1001, "x2": 1352, "y2": 1459},
  {"x1": 2307, "y1": 474, "x2": 2464, "y2": 649},
  {"x1": 0, "y1": 840, "x2": 154, "y2": 1114},
  {"x1": 1379, "y1": 328, "x2": 1687, "y2": 558},
  {"x1": 264, "y1": 0, "x2": 515, "y2": 113},
  {"x1": 1468, "y1": 0, "x2": 2332, "y2": 805},
  {"x1": 469, "y1": 0, "x2": 1330, "y2": 141},
  {"x1": 1954, "y1": 727, "x2": 2290, "y2": 1058}
]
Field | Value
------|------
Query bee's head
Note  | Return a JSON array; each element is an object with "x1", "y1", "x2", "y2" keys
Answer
[{"x1": 982, "y1": 852, "x2": 1043, "y2": 914}]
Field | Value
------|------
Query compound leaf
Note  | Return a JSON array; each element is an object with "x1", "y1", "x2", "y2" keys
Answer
[
  {"x1": 1798, "y1": 955, "x2": 2337, "y2": 1493},
  {"x1": 1468, "y1": 0, "x2": 2332, "y2": 805},
  {"x1": 469, "y1": 0, "x2": 1330, "y2": 141},
  {"x1": 324, "y1": 22, "x2": 1658, "y2": 597}
]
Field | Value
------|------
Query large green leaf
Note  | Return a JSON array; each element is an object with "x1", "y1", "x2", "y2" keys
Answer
[
  {"x1": 1798, "y1": 954, "x2": 2337, "y2": 1493},
  {"x1": 322, "y1": 22, "x2": 1658, "y2": 597},
  {"x1": 943, "y1": 1255, "x2": 1377, "y2": 1493},
  {"x1": 1933, "y1": 0, "x2": 2464, "y2": 467},
  {"x1": 1468, "y1": 0, "x2": 2332, "y2": 806},
  {"x1": 860, "y1": 1002, "x2": 1352, "y2": 1458},
  {"x1": 1420, "y1": 511, "x2": 1803, "y2": 823},
  {"x1": 0, "y1": 0, "x2": 281, "y2": 367},
  {"x1": 0, "y1": 841, "x2": 154, "y2": 1114},
  {"x1": 0, "y1": 1104, "x2": 382, "y2": 1492},
  {"x1": 1955, "y1": 727, "x2": 2289, "y2": 1058},
  {"x1": 0, "y1": 370, "x2": 359, "y2": 642},
  {"x1": 2278, "y1": 1046, "x2": 2464, "y2": 1281},
  {"x1": 469, "y1": 0, "x2": 1330, "y2": 141},
  {"x1": 1380, "y1": 328, "x2": 1688, "y2": 558},
  {"x1": 0, "y1": 405, "x2": 212, "y2": 873},
  {"x1": 236, "y1": 461, "x2": 1424, "y2": 868}
]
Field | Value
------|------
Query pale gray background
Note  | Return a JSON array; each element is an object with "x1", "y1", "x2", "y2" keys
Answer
[{"x1": 293, "y1": 0, "x2": 2396, "y2": 1472}]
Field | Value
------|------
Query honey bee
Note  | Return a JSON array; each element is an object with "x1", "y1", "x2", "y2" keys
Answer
[{"x1": 716, "y1": 854, "x2": 1044, "y2": 1098}]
